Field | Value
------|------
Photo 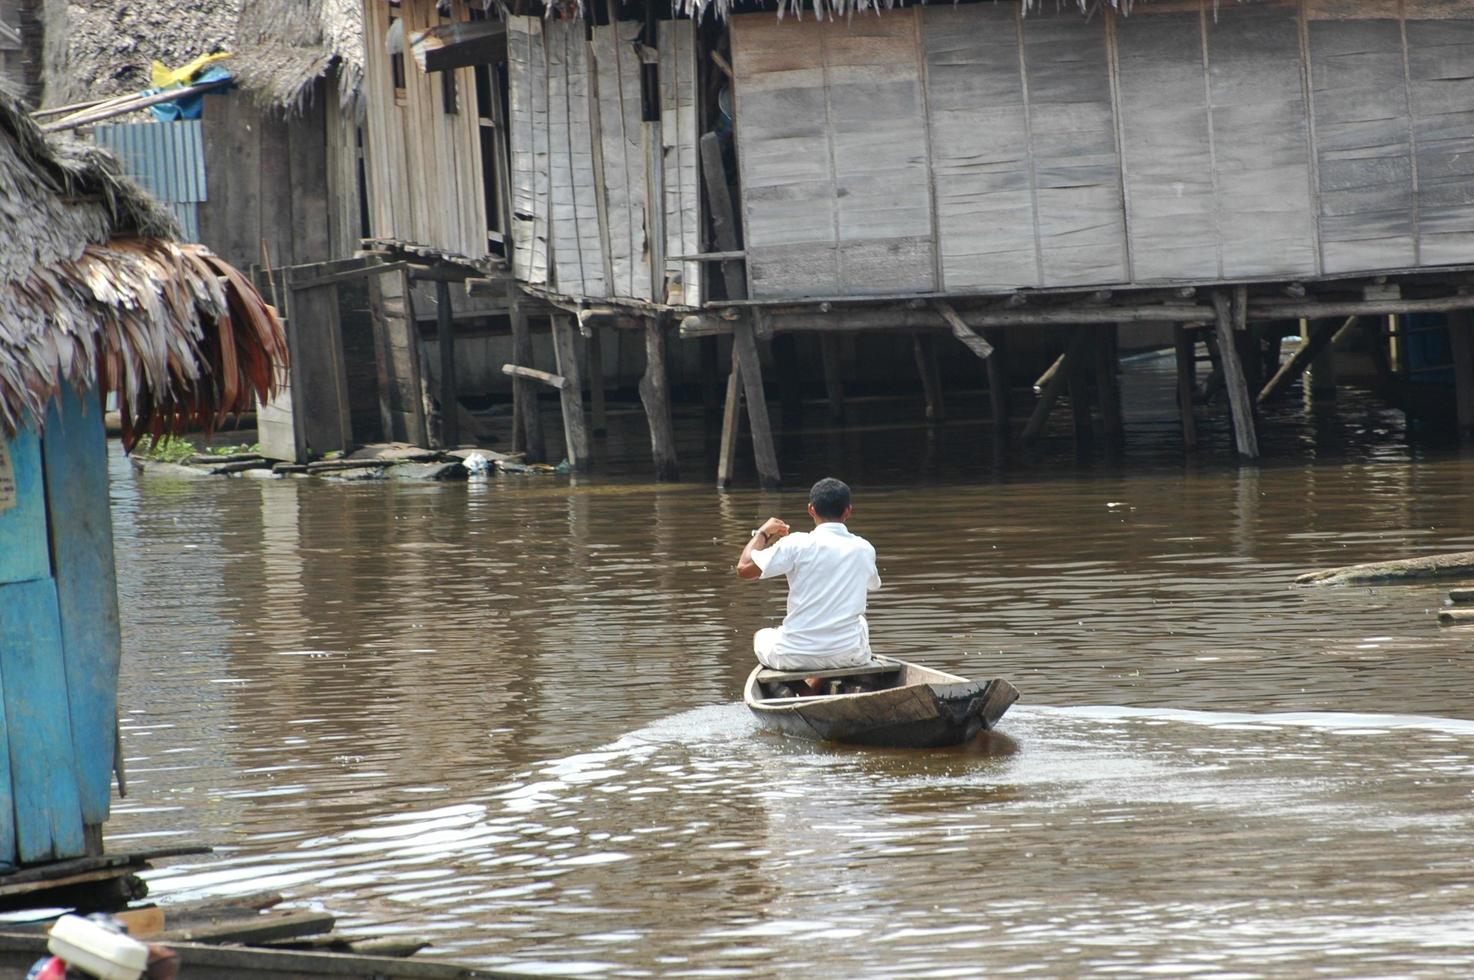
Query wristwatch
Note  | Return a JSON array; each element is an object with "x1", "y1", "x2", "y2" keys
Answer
[{"x1": 750, "y1": 528, "x2": 768, "y2": 545}]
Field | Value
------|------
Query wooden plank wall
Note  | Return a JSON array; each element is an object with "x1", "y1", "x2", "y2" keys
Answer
[
  {"x1": 548, "y1": 19, "x2": 608, "y2": 298},
  {"x1": 593, "y1": 21, "x2": 654, "y2": 300},
  {"x1": 362, "y1": 0, "x2": 487, "y2": 260},
  {"x1": 733, "y1": 11, "x2": 935, "y2": 298},
  {"x1": 508, "y1": 16, "x2": 550, "y2": 284},
  {"x1": 659, "y1": 19, "x2": 703, "y2": 306},
  {"x1": 731, "y1": 0, "x2": 1474, "y2": 300},
  {"x1": 921, "y1": 5, "x2": 1039, "y2": 290}
]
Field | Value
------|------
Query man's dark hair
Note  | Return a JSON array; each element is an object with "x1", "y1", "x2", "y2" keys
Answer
[{"x1": 809, "y1": 477, "x2": 851, "y2": 519}]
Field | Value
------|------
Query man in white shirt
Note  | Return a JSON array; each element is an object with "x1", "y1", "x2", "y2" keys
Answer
[{"x1": 735, "y1": 477, "x2": 881, "y2": 675}]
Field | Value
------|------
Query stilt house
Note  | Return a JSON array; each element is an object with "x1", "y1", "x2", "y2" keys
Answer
[
  {"x1": 360, "y1": 0, "x2": 1474, "y2": 483},
  {"x1": 0, "y1": 90, "x2": 282, "y2": 872}
]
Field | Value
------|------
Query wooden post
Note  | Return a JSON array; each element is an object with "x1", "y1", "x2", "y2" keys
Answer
[
  {"x1": 586, "y1": 325, "x2": 607, "y2": 435},
  {"x1": 1449, "y1": 312, "x2": 1474, "y2": 442},
  {"x1": 1022, "y1": 329, "x2": 1089, "y2": 446},
  {"x1": 700, "y1": 129, "x2": 777, "y2": 487},
  {"x1": 551, "y1": 316, "x2": 592, "y2": 472},
  {"x1": 1363, "y1": 316, "x2": 1394, "y2": 392},
  {"x1": 435, "y1": 280, "x2": 459, "y2": 448},
  {"x1": 639, "y1": 316, "x2": 679, "y2": 481},
  {"x1": 820, "y1": 335, "x2": 845, "y2": 422},
  {"x1": 1065, "y1": 327, "x2": 1093, "y2": 450},
  {"x1": 775, "y1": 333, "x2": 804, "y2": 422},
  {"x1": 986, "y1": 329, "x2": 1010, "y2": 436},
  {"x1": 510, "y1": 299, "x2": 545, "y2": 461},
  {"x1": 1308, "y1": 318, "x2": 1339, "y2": 400},
  {"x1": 717, "y1": 351, "x2": 742, "y2": 487},
  {"x1": 1258, "y1": 317, "x2": 1346, "y2": 405},
  {"x1": 701, "y1": 335, "x2": 722, "y2": 423},
  {"x1": 1213, "y1": 288, "x2": 1260, "y2": 459},
  {"x1": 1095, "y1": 324, "x2": 1123, "y2": 448},
  {"x1": 913, "y1": 334, "x2": 945, "y2": 423},
  {"x1": 1174, "y1": 326, "x2": 1198, "y2": 451},
  {"x1": 734, "y1": 313, "x2": 780, "y2": 489}
]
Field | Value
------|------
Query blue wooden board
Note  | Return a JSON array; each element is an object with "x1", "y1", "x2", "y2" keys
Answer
[
  {"x1": 43, "y1": 386, "x2": 123, "y2": 827},
  {"x1": 0, "y1": 578, "x2": 87, "y2": 863},
  {"x1": 0, "y1": 428, "x2": 52, "y2": 586}
]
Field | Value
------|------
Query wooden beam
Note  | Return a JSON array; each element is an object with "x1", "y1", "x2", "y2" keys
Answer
[
  {"x1": 913, "y1": 334, "x2": 945, "y2": 423},
  {"x1": 410, "y1": 20, "x2": 506, "y2": 73},
  {"x1": 717, "y1": 352, "x2": 742, "y2": 488},
  {"x1": 586, "y1": 326, "x2": 607, "y2": 435},
  {"x1": 1256, "y1": 317, "x2": 1348, "y2": 406},
  {"x1": 435, "y1": 281, "x2": 459, "y2": 447},
  {"x1": 934, "y1": 300, "x2": 994, "y2": 360},
  {"x1": 698, "y1": 132, "x2": 745, "y2": 303},
  {"x1": 1094, "y1": 324, "x2": 1123, "y2": 448},
  {"x1": 501, "y1": 364, "x2": 569, "y2": 390},
  {"x1": 1174, "y1": 326, "x2": 1198, "y2": 451},
  {"x1": 681, "y1": 304, "x2": 1213, "y2": 338},
  {"x1": 734, "y1": 313, "x2": 780, "y2": 489},
  {"x1": 1450, "y1": 312, "x2": 1474, "y2": 442},
  {"x1": 986, "y1": 329, "x2": 1010, "y2": 436},
  {"x1": 551, "y1": 317, "x2": 592, "y2": 472},
  {"x1": 1250, "y1": 295, "x2": 1474, "y2": 319},
  {"x1": 1214, "y1": 289, "x2": 1260, "y2": 459},
  {"x1": 509, "y1": 300, "x2": 545, "y2": 461},
  {"x1": 820, "y1": 335, "x2": 845, "y2": 422},
  {"x1": 1022, "y1": 330, "x2": 1090, "y2": 446},
  {"x1": 638, "y1": 317, "x2": 679, "y2": 481}
]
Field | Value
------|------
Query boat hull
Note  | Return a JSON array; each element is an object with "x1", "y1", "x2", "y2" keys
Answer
[{"x1": 744, "y1": 659, "x2": 1018, "y2": 749}]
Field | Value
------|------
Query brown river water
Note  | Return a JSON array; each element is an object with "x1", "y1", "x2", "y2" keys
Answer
[{"x1": 102, "y1": 359, "x2": 1474, "y2": 977}]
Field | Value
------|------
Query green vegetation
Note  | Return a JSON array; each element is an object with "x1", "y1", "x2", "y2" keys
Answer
[{"x1": 136, "y1": 436, "x2": 260, "y2": 463}]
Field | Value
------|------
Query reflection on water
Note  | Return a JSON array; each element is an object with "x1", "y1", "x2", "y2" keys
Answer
[{"x1": 107, "y1": 362, "x2": 1474, "y2": 976}]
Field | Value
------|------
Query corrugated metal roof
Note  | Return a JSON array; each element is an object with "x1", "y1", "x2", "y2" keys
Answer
[{"x1": 92, "y1": 120, "x2": 206, "y2": 242}]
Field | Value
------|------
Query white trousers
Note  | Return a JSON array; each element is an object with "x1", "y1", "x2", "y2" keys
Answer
[{"x1": 754, "y1": 616, "x2": 873, "y2": 671}]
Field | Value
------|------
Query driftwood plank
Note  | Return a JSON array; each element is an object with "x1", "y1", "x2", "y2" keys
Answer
[{"x1": 1297, "y1": 550, "x2": 1474, "y2": 586}]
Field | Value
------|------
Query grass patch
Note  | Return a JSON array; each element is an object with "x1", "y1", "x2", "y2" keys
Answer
[{"x1": 136, "y1": 436, "x2": 261, "y2": 463}]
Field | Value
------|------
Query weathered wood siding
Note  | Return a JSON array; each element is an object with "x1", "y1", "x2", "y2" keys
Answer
[
  {"x1": 362, "y1": 0, "x2": 487, "y2": 260},
  {"x1": 548, "y1": 19, "x2": 608, "y2": 298},
  {"x1": 731, "y1": 0, "x2": 1474, "y2": 300},
  {"x1": 592, "y1": 21, "x2": 654, "y2": 300},
  {"x1": 508, "y1": 16, "x2": 551, "y2": 285},
  {"x1": 659, "y1": 19, "x2": 703, "y2": 306},
  {"x1": 733, "y1": 11, "x2": 935, "y2": 299}
]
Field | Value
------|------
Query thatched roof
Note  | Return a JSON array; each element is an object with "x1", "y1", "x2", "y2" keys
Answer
[
  {"x1": 52, "y1": 0, "x2": 362, "y2": 110},
  {"x1": 0, "y1": 87, "x2": 285, "y2": 445}
]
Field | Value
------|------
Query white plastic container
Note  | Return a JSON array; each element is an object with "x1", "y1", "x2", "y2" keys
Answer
[{"x1": 47, "y1": 914, "x2": 147, "y2": 980}]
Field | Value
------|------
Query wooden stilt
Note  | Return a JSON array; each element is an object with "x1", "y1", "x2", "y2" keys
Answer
[
  {"x1": 1065, "y1": 327, "x2": 1093, "y2": 450},
  {"x1": 586, "y1": 325, "x2": 607, "y2": 435},
  {"x1": 1449, "y1": 312, "x2": 1474, "y2": 442},
  {"x1": 1022, "y1": 329, "x2": 1089, "y2": 446},
  {"x1": 551, "y1": 316, "x2": 591, "y2": 472},
  {"x1": 435, "y1": 281, "x2": 459, "y2": 448},
  {"x1": 1094, "y1": 323, "x2": 1123, "y2": 448},
  {"x1": 1213, "y1": 288, "x2": 1260, "y2": 459},
  {"x1": 1363, "y1": 316, "x2": 1394, "y2": 393},
  {"x1": 913, "y1": 334, "x2": 946, "y2": 423},
  {"x1": 639, "y1": 316, "x2": 679, "y2": 481},
  {"x1": 1239, "y1": 324, "x2": 1264, "y2": 395},
  {"x1": 717, "y1": 351, "x2": 742, "y2": 487},
  {"x1": 775, "y1": 334, "x2": 804, "y2": 422},
  {"x1": 1258, "y1": 317, "x2": 1347, "y2": 405},
  {"x1": 1309, "y1": 318, "x2": 1339, "y2": 400},
  {"x1": 986, "y1": 329, "x2": 1010, "y2": 436},
  {"x1": 820, "y1": 335, "x2": 845, "y2": 422},
  {"x1": 1174, "y1": 326, "x2": 1198, "y2": 451},
  {"x1": 734, "y1": 313, "x2": 780, "y2": 489},
  {"x1": 700, "y1": 336, "x2": 722, "y2": 422},
  {"x1": 509, "y1": 300, "x2": 544, "y2": 460}
]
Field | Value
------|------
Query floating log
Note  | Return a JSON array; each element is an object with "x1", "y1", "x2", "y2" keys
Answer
[
  {"x1": 1438, "y1": 609, "x2": 1474, "y2": 626},
  {"x1": 1449, "y1": 588, "x2": 1474, "y2": 604},
  {"x1": 1296, "y1": 550, "x2": 1474, "y2": 586}
]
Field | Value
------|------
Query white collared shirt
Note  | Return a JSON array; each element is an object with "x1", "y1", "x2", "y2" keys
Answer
[{"x1": 750, "y1": 522, "x2": 881, "y2": 660}]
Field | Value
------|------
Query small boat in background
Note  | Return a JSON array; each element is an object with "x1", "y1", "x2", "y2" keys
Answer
[{"x1": 743, "y1": 656, "x2": 1018, "y2": 748}]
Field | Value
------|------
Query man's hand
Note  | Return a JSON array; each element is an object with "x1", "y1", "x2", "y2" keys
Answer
[
  {"x1": 738, "y1": 518, "x2": 788, "y2": 580},
  {"x1": 758, "y1": 517, "x2": 790, "y2": 541}
]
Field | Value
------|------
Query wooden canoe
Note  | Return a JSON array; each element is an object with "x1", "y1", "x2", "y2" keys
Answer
[{"x1": 743, "y1": 656, "x2": 1018, "y2": 748}]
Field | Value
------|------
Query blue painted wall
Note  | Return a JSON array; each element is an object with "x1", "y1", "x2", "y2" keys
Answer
[{"x1": 0, "y1": 387, "x2": 123, "y2": 868}]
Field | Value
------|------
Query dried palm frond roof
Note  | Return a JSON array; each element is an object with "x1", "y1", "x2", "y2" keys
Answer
[
  {"x1": 0, "y1": 88, "x2": 286, "y2": 447},
  {"x1": 54, "y1": 0, "x2": 362, "y2": 110}
]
